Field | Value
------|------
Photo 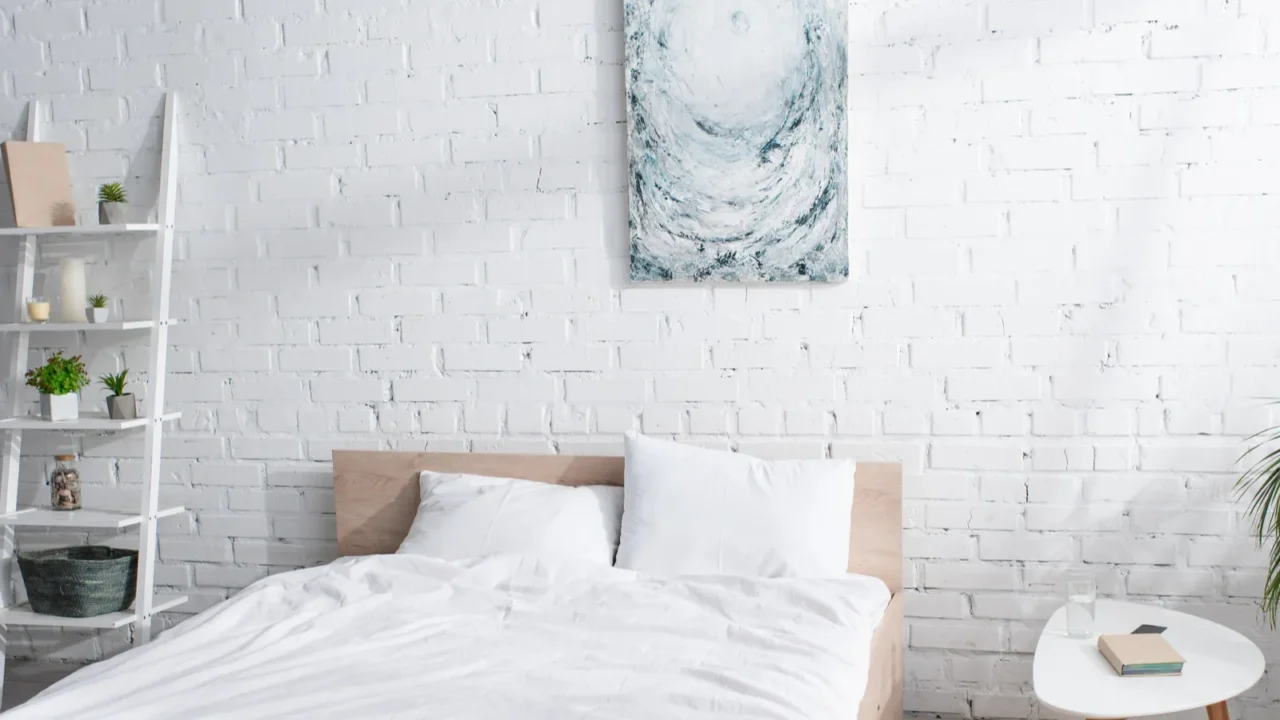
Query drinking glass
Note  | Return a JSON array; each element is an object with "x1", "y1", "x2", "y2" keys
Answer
[{"x1": 1065, "y1": 570, "x2": 1097, "y2": 638}]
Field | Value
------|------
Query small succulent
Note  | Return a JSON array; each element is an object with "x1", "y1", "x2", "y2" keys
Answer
[
  {"x1": 25, "y1": 352, "x2": 89, "y2": 396},
  {"x1": 100, "y1": 370, "x2": 129, "y2": 397},
  {"x1": 88, "y1": 294, "x2": 108, "y2": 309},
  {"x1": 98, "y1": 182, "x2": 127, "y2": 204}
]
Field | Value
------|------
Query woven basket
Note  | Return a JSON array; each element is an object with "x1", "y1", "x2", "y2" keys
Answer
[{"x1": 17, "y1": 546, "x2": 138, "y2": 618}]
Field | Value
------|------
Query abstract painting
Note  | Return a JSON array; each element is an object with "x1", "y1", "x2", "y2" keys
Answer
[{"x1": 626, "y1": 0, "x2": 848, "y2": 283}]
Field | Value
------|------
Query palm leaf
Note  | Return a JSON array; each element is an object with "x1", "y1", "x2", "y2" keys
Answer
[{"x1": 1237, "y1": 429, "x2": 1280, "y2": 629}]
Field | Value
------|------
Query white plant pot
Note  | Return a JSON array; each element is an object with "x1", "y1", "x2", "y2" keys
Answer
[
  {"x1": 99, "y1": 202, "x2": 128, "y2": 225},
  {"x1": 88, "y1": 307, "x2": 109, "y2": 324},
  {"x1": 39, "y1": 393, "x2": 78, "y2": 422}
]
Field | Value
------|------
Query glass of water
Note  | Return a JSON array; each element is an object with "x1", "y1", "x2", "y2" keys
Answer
[{"x1": 1065, "y1": 570, "x2": 1097, "y2": 638}]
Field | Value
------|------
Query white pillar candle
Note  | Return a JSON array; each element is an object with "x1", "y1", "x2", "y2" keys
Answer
[{"x1": 58, "y1": 258, "x2": 87, "y2": 323}]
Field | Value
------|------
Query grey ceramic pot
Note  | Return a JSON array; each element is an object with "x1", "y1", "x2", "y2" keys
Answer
[
  {"x1": 99, "y1": 202, "x2": 128, "y2": 225},
  {"x1": 106, "y1": 394, "x2": 137, "y2": 420}
]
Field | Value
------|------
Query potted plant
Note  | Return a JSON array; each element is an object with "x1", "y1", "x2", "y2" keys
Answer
[
  {"x1": 24, "y1": 352, "x2": 88, "y2": 422},
  {"x1": 1236, "y1": 427, "x2": 1280, "y2": 627},
  {"x1": 100, "y1": 370, "x2": 136, "y2": 420},
  {"x1": 87, "y1": 294, "x2": 109, "y2": 324},
  {"x1": 97, "y1": 182, "x2": 128, "y2": 225}
]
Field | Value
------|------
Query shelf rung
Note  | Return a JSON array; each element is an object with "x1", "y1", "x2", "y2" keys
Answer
[
  {"x1": 0, "y1": 321, "x2": 168, "y2": 333},
  {"x1": 0, "y1": 594, "x2": 187, "y2": 629},
  {"x1": 0, "y1": 224, "x2": 160, "y2": 238},
  {"x1": 0, "y1": 505, "x2": 185, "y2": 529},
  {"x1": 148, "y1": 594, "x2": 188, "y2": 616},
  {"x1": 0, "y1": 412, "x2": 181, "y2": 431},
  {"x1": 154, "y1": 506, "x2": 186, "y2": 521}
]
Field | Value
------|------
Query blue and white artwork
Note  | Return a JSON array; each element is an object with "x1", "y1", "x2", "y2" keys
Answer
[{"x1": 626, "y1": 0, "x2": 848, "y2": 283}]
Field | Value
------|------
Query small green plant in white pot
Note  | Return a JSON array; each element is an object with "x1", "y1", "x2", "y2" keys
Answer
[
  {"x1": 97, "y1": 182, "x2": 128, "y2": 225},
  {"x1": 25, "y1": 352, "x2": 89, "y2": 422},
  {"x1": 100, "y1": 370, "x2": 136, "y2": 421},
  {"x1": 87, "y1": 294, "x2": 109, "y2": 324}
]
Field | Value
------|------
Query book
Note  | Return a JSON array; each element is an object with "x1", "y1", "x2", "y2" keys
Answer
[{"x1": 1098, "y1": 633, "x2": 1185, "y2": 677}]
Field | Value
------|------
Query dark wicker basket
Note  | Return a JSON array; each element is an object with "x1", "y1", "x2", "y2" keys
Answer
[{"x1": 17, "y1": 546, "x2": 138, "y2": 618}]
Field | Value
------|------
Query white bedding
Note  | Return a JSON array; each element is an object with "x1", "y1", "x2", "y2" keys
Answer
[{"x1": 7, "y1": 554, "x2": 890, "y2": 720}]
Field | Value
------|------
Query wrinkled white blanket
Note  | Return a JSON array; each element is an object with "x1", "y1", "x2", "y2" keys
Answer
[{"x1": 7, "y1": 554, "x2": 889, "y2": 719}]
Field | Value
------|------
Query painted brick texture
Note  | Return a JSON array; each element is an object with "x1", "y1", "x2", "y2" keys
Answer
[{"x1": 0, "y1": 0, "x2": 1278, "y2": 717}]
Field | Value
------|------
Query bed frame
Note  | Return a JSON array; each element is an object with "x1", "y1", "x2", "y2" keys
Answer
[{"x1": 332, "y1": 450, "x2": 904, "y2": 720}]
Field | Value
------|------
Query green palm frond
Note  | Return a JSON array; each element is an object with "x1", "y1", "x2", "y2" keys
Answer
[
  {"x1": 98, "y1": 182, "x2": 127, "y2": 204},
  {"x1": 99, "y1": 370, "x2": 129, "y2": 397},
  {"x1": 1236, "y1": 429, "x2": 1280, "y2": 628}
]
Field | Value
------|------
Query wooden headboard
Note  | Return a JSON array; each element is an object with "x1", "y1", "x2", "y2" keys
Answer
[{"x1": 332, "y1": 451, "x2": 903, "y2": 594}]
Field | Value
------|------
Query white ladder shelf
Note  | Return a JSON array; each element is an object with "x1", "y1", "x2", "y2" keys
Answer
[{"x1": 0, "y1": 93, "x2": 186, "y2": 701}]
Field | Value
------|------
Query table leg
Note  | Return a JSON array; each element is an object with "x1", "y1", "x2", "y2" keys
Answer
[{"x1": 1206, "y1": 701, "x2": 1230, "y2": 720}]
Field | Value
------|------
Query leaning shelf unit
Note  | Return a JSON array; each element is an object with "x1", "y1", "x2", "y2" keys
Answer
[{"x1": 0, "y1": 93, "x2": 185, "y2": 698}]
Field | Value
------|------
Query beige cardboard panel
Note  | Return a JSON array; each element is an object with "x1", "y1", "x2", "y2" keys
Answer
[{"x1": 2, "y1": 141, "x2": 76, "y2": 228}]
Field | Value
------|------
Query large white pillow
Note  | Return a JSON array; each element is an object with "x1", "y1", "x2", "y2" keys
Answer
[
  {"x1": 397, "y1": 471, "x2": 623, "y2": 566},
  {"x1": 616, "y1": 433, "x2": 856, "y2": 578}
]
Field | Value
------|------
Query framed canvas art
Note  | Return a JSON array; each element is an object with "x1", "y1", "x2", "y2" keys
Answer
[{"x1": 626, "y1": 0, "x2": 849, "y2": 283}]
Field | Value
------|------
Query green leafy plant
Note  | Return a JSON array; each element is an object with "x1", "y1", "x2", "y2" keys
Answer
[
  {"x1": 88, "y1": 294, "x2": 108, "y2": 309},
  {"x1": 1238, "y1": 429, "x2": 1280, "y2": 628},
  {"x1": 99, "y1": 369, "x2": 129, "y2": 397},
  {"x1": 97, "y1": 182, "x2": 127, "y2": 204},
  {"x1": 24, "y1": 352, "x2": 89, "y2": 396}
]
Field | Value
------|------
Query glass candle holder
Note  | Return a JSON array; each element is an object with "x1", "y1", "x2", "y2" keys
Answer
[
  {"x1": 1065, "y1": 570, "x2": 1097, "y2": 638},
  {"x1": 25, "y1": 297, "x2": 49, "y2": 323}
]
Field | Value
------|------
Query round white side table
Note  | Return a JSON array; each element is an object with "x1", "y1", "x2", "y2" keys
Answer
[{"x1": 1033, "y1": 599, "x2": 1265, "y2": 720}]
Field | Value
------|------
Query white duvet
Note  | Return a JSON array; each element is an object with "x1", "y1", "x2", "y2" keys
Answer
[{"x1": 7, "y1": 554, "x2": 890, "y2": 719}]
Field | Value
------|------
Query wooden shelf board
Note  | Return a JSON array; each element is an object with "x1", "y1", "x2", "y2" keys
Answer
[
  {"x1": 0, "y1": 224, "x2": 160, "y2": 238},
  {"x1": 0, "y1": 594, "x2": 187, "y2": 629},
  {"x1": 0, "y1": 411, "x2": 181, "y2": 431},
  {"x1": 0, "y1": 505, "x2": 185, "y2": 529}
]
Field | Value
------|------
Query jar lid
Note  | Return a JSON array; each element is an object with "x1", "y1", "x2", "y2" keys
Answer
[{"x1": 54, "y1": 454, "x2": 75, "y2": 461}]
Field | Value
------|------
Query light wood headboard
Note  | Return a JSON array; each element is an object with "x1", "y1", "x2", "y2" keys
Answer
[{"x1": 332, "y1": 451, "x2": 903, "y2": 594}]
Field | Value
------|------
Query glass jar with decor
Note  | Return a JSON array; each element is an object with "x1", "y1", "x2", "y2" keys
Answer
[
  {"x1": 24, "y1": 352, "x2": 89, "y2": 422},
  {"x1": 50, "y1": 454, "x2": 81, "y2": 511}
]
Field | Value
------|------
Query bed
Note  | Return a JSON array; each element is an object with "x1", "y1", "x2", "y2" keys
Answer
[
  {"x1": 333, "y1": 451, "x2": 904, "y2": 720},
  {"x1": 6, "y1": 450, "x2": 903, "y2": 719}
]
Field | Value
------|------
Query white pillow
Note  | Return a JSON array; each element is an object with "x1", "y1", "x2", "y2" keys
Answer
[
  {"x1": 397, "y1": 471, "x2": 623, "y2": 566},
  {"x1": 615, "y1": 433, "x2": 855, "y2": 578}
]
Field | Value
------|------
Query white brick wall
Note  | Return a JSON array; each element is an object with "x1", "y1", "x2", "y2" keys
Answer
[{"x1": 0, "y1": 0, "x2": 1277, "y2": 716}]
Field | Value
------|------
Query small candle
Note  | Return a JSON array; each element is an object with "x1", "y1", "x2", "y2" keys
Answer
[{"x1": 26, "y1": 298, "x2": 49, "y2": 323}]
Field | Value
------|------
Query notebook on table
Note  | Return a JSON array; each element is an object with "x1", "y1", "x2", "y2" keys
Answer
[{"x1": 1098, "y1": 633, "x2": 1185, "y2": 677}]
